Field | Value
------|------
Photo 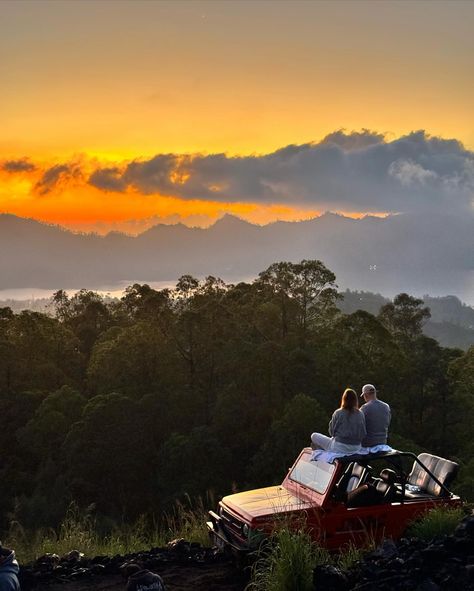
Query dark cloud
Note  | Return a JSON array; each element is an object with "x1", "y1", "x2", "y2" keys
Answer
[
  {"x1": 87, "y1": 130, "x2": 474, "y2": 214},
  {"x1": 34, "y1": 164, "x2": 81, "y2": 195},
  {"x1": 320, "y1": 129, "x2": 385, "y2": 150},
  {"x1": 2, "y1": 158, "x2": 36, "y2": 172},
  {"x1": 88, "y1": 167, "x2": 128, "y2": 192}
]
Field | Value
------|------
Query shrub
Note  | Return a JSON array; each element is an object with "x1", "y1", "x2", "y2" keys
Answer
[
  {"x1": 407, "y1": 506, "x2": 464, "y2": 540},
  {"x1": 246, "y1": 528, "x2": 328, "y2": 591},
  {"x1": 5, "y1": 497, "x2": 212, "y2": 563},
  {"x1": 336, "y1": 542, "x2": 364, "y2": 571},
  {"x1": 163, "y1": 494, "x2": 211, "y2": 547}
]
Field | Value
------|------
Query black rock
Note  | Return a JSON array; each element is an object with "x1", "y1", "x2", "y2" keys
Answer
[
  {"x1": 416, "y1": 579, "x2": 440, "y2": 591},
  {"x1": 36, "y1": 553, "x2": 60, "y2": 567},
  {"x1": 91, "y1": 555, "x2": 110, "y2": 564},
  {"x1": 67, "y1": 568, "x2": 89, "y2": 579},
  {"x1": 420, "y1": 545, "x2": 448, "y2": 563},
  {"x1": 167, "y1": 538, "x2": 189, "y2": 552},
  {"x1": 90, "y1": 564, "x2": 106, "y2": 575},
  {"x1": 455, "y1": 517, "x2": 474, "y2": 540},
  {"x1": 63, "y1": 549, "x2": 84, "y2": 562},
  {"x1": 313, "y1": 564, "x2": 348, "y2": 591},
  {"x1": 372, "y1": 539, "x2": 398, "y2": 560},
  {"x1": 465, "y1": 564, "x2": 474, "y2": 580}
]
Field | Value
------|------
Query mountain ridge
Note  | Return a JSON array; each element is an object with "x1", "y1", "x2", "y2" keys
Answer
[{"x1": 1, "y1": 212, "x2": 472, "y2": 304}]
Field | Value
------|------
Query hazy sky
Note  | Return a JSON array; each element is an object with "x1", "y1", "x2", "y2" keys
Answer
[{"x1": 1, "y1": 0, "x2": 473, "y2": 233}]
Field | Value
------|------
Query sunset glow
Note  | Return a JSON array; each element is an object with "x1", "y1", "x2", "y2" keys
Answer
[{"x1": 1, "y1": 0, "x2": 473, "y2": 233}]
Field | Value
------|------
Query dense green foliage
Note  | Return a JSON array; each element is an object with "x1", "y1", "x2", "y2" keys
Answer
[
  {"x1": 1, "y1": 260, "x2": 473, "y2": 534},
  {"x1": 406, "y1": 507, "x2": 465, "y2": 540},
  {"x1": 340, "y1": 290, "x2": 474, "y2": 350}
]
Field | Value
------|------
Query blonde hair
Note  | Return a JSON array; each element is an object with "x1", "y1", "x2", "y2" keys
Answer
[{"x1": 340, "y1": 388, "x2": 358, "y2": 412}]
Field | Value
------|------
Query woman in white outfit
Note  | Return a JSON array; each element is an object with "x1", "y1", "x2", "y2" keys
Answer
[{"x1": 312, "y1": 388, "x2": 366, "y2": 454}]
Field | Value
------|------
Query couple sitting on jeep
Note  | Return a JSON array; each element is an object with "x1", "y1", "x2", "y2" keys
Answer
[
  {"x1": 311, "y1": 384, "x2": 393, "y2": 507},
  {"x1": 311, "y1": 384, "x2": 391, "y2": 455}
]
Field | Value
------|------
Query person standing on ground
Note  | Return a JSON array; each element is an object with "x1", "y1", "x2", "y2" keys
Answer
[
  {"x1": 312, "y1": 388, "x2": 366, "y2": 453},
  {"x1": 0, "y1": 544, "x2": 20, "y2": 591},
  {"x1": 360, "y1": 384, "x2": 391, "y2": 448}
]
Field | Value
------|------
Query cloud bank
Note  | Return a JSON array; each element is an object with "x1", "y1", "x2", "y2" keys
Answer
[
  {"x1": 5, "y1": 130, "x2": 474, "y2": 214},
  {"x1": 1, "y1": 158, "x2": 36, "y2": 172},
  {"x1": 88, "y1": 130, "x2": 474, "y2": 213}
]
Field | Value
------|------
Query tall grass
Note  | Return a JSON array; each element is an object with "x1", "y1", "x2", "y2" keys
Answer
[
  {"x1": 4, "y1": 498, "x2": 211, "y2": 564},
  {"x1": 163, "y1": 494, "x2": 212, "y2": 547},
  {"x1": 334, "y1": 543, "x2": 362, "y2": 571},
  {"x1": 246, "y1": 527, "x2": 322, "y2": 591},
  {"x1": 407, "y1": 506, "x2": 464, "y2": 540}
]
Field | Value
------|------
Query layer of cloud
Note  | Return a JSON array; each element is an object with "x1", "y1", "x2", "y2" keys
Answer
[
  {"x1": 34, "y1": 163, "x2": 83, "y2": 196},
  {"x1": 5, "y1": 130, "x2": 474, "y2": 214},
  {"x1": 87, "y1": 130, "x2": 474, "y2": 213},
  {"x1": 1, "y1": 158, "x2": 36, "y2": 172}
]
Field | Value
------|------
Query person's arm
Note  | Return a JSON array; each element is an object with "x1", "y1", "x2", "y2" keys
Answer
[
  {"x1": 360, "y1": 411, "x2": 367, "y2": 438},
  {"x1": 329, "y1": 410, "x2": 338, "y2": 437}
]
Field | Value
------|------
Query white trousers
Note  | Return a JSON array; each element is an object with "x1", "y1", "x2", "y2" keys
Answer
[{"x1": 311, "y1": 432, "x2": 361, "y2": 454}]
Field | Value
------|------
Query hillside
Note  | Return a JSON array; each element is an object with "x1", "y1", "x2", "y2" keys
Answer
[{"x1": 1, "y1": 212, "x2": 473, "y2": 305}]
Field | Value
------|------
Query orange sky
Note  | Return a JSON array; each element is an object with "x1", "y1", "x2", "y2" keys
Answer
[{"x1": 1, "y1": 0, "x2": 473, "y2": 233}]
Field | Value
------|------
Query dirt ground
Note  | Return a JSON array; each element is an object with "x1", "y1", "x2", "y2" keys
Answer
[{"x1": 34, "y1": 560, "x2": 248, "y2": 591}]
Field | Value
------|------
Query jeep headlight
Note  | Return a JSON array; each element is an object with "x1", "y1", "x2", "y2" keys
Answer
[{"x1": 242, "y1": 523, "x2": 250, "y2": 537}]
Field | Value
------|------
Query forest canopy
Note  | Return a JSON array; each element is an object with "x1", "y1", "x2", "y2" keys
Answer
[{"x1": 1, "y1": 259, "x2": 473, "y2": 531}]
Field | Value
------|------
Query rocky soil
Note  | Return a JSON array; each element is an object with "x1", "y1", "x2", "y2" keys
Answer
[
  {"x1": 19, "y1": 540, "x2": 247, "y2": 591},
  {"x1": 316, "y1": 515, "x2": 474, "y2": 591},
  {"x1": 19, "y1": 516, "x2": 474, "y2": 591}
]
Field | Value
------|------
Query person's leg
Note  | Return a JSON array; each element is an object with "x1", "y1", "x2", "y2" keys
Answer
[
  {"x1": 330, "y1": 440, "x2": 361, "y2": 454},
  {"x1": 311, "y1": 433, "x2": 332, "y2": 450}
]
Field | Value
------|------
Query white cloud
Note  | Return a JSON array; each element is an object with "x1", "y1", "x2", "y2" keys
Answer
[{"x1": 388, "y1": 159, "x2": 438, "y2": 186}]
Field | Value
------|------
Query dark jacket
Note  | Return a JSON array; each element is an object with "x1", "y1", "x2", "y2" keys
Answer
[
  {"x1": 126, "y1": 569, "x2": 165, "y2": 591},
  {"x1": 0, "y1": 548, "x2": 20, "y2": 591}
]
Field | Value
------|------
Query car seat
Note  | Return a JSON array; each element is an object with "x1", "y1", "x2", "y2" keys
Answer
[{"x1": 407, "y1": 453, "x2": 459, "y2": 497}]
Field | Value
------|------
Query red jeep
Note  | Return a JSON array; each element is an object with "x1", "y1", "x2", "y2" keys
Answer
[{"x1": 207, "y1": 449, "x2": 461, "y2": 553}]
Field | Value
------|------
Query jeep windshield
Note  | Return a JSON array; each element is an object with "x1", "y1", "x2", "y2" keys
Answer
[{"x1": 288, "y1": 455, "x2": 335, "y2": 494}]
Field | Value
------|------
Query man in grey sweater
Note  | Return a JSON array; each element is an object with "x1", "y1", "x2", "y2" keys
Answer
[{"x1": 360, "y1": 384, "x2": 391, "y2": 447}]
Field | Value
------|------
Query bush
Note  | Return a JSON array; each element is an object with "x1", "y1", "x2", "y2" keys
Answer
[
  {"x1": 336, "y1": 542, "x2": 364, "y2": 571},
  {"x1": 246, "y1": 528, "x2": 328, "y2": 591},
  {"x1": 407, "y1": 506, "x2": 464, "y2": 540},
  {"x1": 5, "y1": 498, "x2": 212, "y2": 563},
  {"x1": 163, "y1": 494, "x2": 212, "y2": 548}
]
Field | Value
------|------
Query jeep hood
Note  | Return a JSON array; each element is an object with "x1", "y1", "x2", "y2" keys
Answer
[{"x1": 222, "y1": 485, "x2": 316, "y2": 521}]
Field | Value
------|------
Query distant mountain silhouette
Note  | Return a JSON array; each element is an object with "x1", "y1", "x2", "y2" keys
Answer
[{"x1": 1, "y1": 212, "x2": 473, "y2": 304}]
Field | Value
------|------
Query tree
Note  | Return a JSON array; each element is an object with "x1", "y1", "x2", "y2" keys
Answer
[
  {"x1": 446, "y1": 347, "x2": 474, "y2": 455},
  {"x1": 4, "y1": 311, "x2": 82, "y2": 393},
  {"x1": 326, "y1": 310, "x2": 401, "y2": 396},
  {"x1": 156, "y1": 426, "x2": 232, "y2": 505},
  {"x1": 119, "y1": 283, "x2": 170, "y2": 322},
  {"x1": 249, "y1": 393, "x2": 327, "y2": 485},
  {"x1": 63, "y1": 393, "x2": 156, "y2": 516},
  {"x1": 52, "y1": 289, "x2": 111, "y2": 358},
  {"x1": 256, "y1": 260, "x2": 338, "y2": 343},
  {"x1": 87, "y1": 322, "x2": 178, "y2": 396},
  {"x1": 18, "y1": 385, "x2": 85, "y2": 459},
  {"x1": 379, "y1": 293, "x2": 431, "y2": 341}
]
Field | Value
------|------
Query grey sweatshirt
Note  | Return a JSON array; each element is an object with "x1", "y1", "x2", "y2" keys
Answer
[
  {"x1": 329, "y1": 408, "x2": 366, "y2": 445},
  {"x1": 360, "y1": 399, "x2": 391, "y2": 447}
]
